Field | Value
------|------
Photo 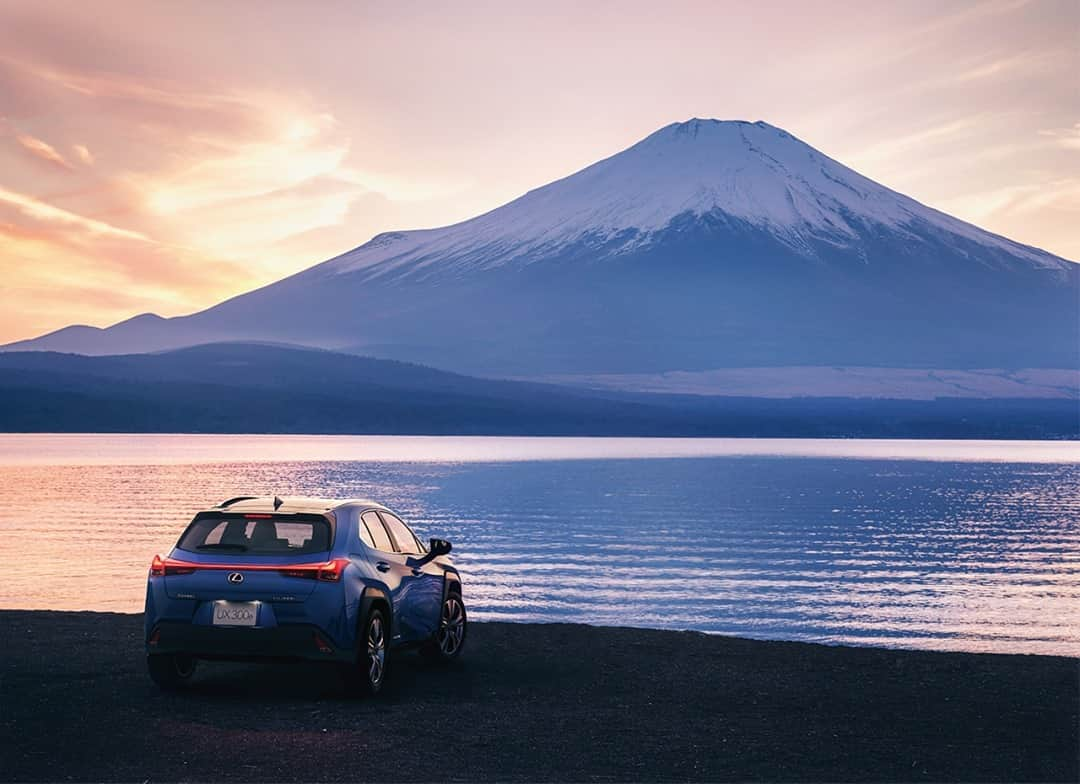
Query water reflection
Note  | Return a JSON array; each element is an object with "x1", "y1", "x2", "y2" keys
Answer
[
  {"x1": 0, "y1": 437, "x2": 1076, "y2": 656},
  {"x1": 0, "y1": 433, "x2": 1075, "y2": 465}
]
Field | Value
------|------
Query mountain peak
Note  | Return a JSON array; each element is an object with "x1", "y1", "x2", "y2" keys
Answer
[
  {"x1": 646, "y1": 118, "x2": 792, "y2": 148},
  {"x1": 660, "y1": 117, "x2": 779, "y2": 132}
]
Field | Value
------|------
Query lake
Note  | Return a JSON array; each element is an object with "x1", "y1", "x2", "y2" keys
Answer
[{"x1": 0, "y1": 434, "x2": 1077, "y2": 655}]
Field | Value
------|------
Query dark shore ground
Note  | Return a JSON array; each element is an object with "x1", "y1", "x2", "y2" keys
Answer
[{"x1": 0, "y1": 611, "x2": 1076, "y2": 783}]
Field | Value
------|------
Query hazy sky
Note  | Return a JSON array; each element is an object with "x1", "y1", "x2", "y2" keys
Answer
[{"x1": 0, "y1": 0, "x2": 1076, "y2": 343}]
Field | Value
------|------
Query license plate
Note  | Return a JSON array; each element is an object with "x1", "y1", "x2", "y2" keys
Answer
[{"x1": 212, "y1": 601, "x2": 259, "y2": 626}]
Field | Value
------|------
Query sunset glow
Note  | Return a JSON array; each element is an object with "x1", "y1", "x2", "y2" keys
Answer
[{"x1": 0, "y1": 0, "x2": 1076, "y2": 343}]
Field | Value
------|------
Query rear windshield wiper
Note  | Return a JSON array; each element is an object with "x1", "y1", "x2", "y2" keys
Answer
[{"x1": 196, "y1": 543, "x2": 248, "y2": 551}]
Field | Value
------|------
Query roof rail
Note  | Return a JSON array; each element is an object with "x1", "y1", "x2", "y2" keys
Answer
[{"x1": 217, "y1": 496, "x2": 258, "y2": 508}]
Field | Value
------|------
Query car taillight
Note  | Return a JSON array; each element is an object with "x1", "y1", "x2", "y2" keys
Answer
[
  {"x1": 318, "y1": 558, "x2": 349, "y2": 582},
  {"x1": 151, "y1": 557, "x2": 347, "y2": 579},
  {"x1": 278, "y1": 558, "x2": 349, "y2": 581},
  {"x1": 149, "y1": 555, "x2": 196, "y2": 577}
]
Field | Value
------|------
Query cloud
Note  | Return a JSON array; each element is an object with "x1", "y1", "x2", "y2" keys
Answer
[
  {"x1": 141, "y1": 111, "x2": 351, "y2": 214},
  {"x1": 0, "y1": 54, "x2": 283, "y2": 156},
  {"x1": 3, "y1": 54, "x2": 245, "y2": 112},
  {"x1": 932, "y1": 177, "x2": 1080, "y2": 261},
  {"x1": 1039, "y1": 123, "x2": 1080, "y2": 151},
  {"x1": 14, "y1": 132, "x2": 72, "y2": 169},
  {"x1": 846, "y1": 117, "x2": 986, "y2": 170},
  {"x1": 0, "y1": 196, "x2": 259, "y2": 340},
  {"x1": 0, "y1": 50, "x2": 386, "y2": 340},
  {"x1": 910, "y1": 0, "x2": 1037, "y2": 38},
  {"x1": 1, "y1": 51, "x2": 384, "y2": 266},
  {"x1": 940, "y1": 179, "x2": 1080, "y2": 220},
  {"x1": 0, "y1": 185, "x2": 149, "y2": 241}
]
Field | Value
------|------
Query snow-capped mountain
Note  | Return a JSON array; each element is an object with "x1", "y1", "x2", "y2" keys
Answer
[
  {"x1": 325, "y1": 119, "x2": 1065, "y2": 281},
  {"x1": 5, "y1": 119, "x2": 1077, "y2": 389}
]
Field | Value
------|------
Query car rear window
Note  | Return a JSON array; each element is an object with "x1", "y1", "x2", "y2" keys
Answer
[{"x1": 177, "y1": 514, "x2": 333, "y2": 555}]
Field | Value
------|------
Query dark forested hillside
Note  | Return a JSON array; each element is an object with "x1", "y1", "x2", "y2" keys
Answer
[{"x1": 0, "y1": 344, "x2": 1074, "y2": 438}]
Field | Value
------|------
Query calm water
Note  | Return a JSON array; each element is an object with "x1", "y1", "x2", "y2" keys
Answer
[{"x1": 1, "y1": 435, "x2": 1077, "y2": 655}]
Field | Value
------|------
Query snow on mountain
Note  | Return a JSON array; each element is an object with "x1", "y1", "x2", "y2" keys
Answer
[{"x1": 322, "y1": 119, "x2": 1067, "y2": 281}]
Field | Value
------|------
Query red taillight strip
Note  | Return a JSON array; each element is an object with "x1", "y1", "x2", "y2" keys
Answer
[{"x1": 148, "y1": 556, "x2": 349, "y2": 581}]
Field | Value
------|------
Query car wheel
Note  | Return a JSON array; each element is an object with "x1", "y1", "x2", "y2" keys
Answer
[
  {"x1": 423, "y1": 590, "x2": 467, "y2": 663},
  {"x1": 146, "y1": 653, "x2": 197, "y2": 690},
  {"x1": 343, "y1": 607, "x2": 388, "y2": 696}
]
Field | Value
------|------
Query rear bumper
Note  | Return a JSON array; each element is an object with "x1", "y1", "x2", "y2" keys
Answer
[{"x1": 148, "y1": 621, "x2": 355, "y2": 663}]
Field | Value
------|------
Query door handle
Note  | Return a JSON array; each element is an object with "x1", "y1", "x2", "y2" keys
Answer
[{"x1": 376, "y1": 561, "x2": 390, "y2": 572}]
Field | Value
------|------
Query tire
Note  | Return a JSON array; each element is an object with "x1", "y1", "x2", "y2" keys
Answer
[
  {"x1": 422, "y1": 590, "x2": 467, "y2": 663},
  {"x1": 146, "y1": 653, "x2": 197, "y2": 690},
  {"x1": 342, "y1": 607, "x2": 388, "y2": 697}
]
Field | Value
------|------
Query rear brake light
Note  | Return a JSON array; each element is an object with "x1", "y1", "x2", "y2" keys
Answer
[
  {"x1": 151, "y1": 557, "x2": 348, "y2": 579},
  {"x1": 278, "y1": 558, "x2": 349, "y2": 582},
  {"x1": 149, "y1": 555, "x2": 195, "y2": 577},
  {"x1": 318, "y1": 558, "x2": 349, "y2": 582}
]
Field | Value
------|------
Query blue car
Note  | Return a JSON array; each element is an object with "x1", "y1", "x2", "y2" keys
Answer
[{"x1": 144, "y1": 496, "x2": 466, "y2": 695}]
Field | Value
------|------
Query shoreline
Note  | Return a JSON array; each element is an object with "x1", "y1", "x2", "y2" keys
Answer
[
  {"x1": 1, "y1": 433, "x2": 1078, "y2": 469},
  {"x1": 1, "y1": 610, "x2": 1076, "y2": 782},
  {"x1": 3, "y1": 607, "x2": 1078, "y2": 659}
]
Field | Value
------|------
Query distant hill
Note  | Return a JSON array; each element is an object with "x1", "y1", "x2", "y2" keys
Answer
[{"x1": 0, "y1": 343, "x2": 1074, "y2": 438}]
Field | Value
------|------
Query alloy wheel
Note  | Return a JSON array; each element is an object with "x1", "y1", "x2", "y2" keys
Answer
[
  {"x1": 436, "y1": 595, "x2": 465, "y2": 656},
  {"x1": 367, "y1": 615, "x2": 386, "y2": 686}
]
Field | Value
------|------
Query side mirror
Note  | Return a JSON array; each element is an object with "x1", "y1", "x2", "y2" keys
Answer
[{"x1": 429, "y1": 538, "x2": 452, "y2": 557}]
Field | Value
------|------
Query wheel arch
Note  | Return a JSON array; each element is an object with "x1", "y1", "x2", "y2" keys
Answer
[
  {"x1": 359, "y1": 585, "x2": 392, "y2": 644},
  {"x1": 442, "y1": 570, "x2": 462, "y2": 603}
]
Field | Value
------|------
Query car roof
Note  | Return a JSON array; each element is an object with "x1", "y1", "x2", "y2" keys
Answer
[{"x1": 204, "y1": 496, "x2": 386, "y2": 515}]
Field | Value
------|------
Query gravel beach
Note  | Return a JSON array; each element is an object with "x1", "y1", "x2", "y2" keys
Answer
[{"x1": 0, "y1": 610, "x2": 1075, "y2": 782}]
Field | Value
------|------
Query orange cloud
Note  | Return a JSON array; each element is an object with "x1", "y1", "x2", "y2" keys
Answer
[
  {"x1": 0, "y1": 185, "x2": 149, "y2": 241},
  {"x1": 73, "y1": 143, "x2": 93, "y2": 164},
  {"x1": 15, "y1": 132, "x2": 72, "y2": 169},
  {"x1": 0, "y1": 195, "x2": 259, "y2": 342}
]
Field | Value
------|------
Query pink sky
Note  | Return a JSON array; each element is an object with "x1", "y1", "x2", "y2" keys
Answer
[{"x1": 0, "y1": 0, "x2": 1076, "y2": 343}]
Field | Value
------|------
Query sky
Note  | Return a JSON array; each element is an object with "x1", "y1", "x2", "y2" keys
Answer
[{"x1": 0, "y1": 0, "x2": 1076, "y2": 344}]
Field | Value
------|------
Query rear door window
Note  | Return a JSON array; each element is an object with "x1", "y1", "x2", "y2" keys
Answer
[
  {"x1": 361, "y1": 511, "x2": 394, "y2": 552},
  {"x1": 177, "y1": 514, "x2": 332, "y2": 555}
]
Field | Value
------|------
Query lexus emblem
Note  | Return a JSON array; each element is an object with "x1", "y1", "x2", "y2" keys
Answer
[{"x1": 227, "y1": 572, "x2": 244, "y2": 584}]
